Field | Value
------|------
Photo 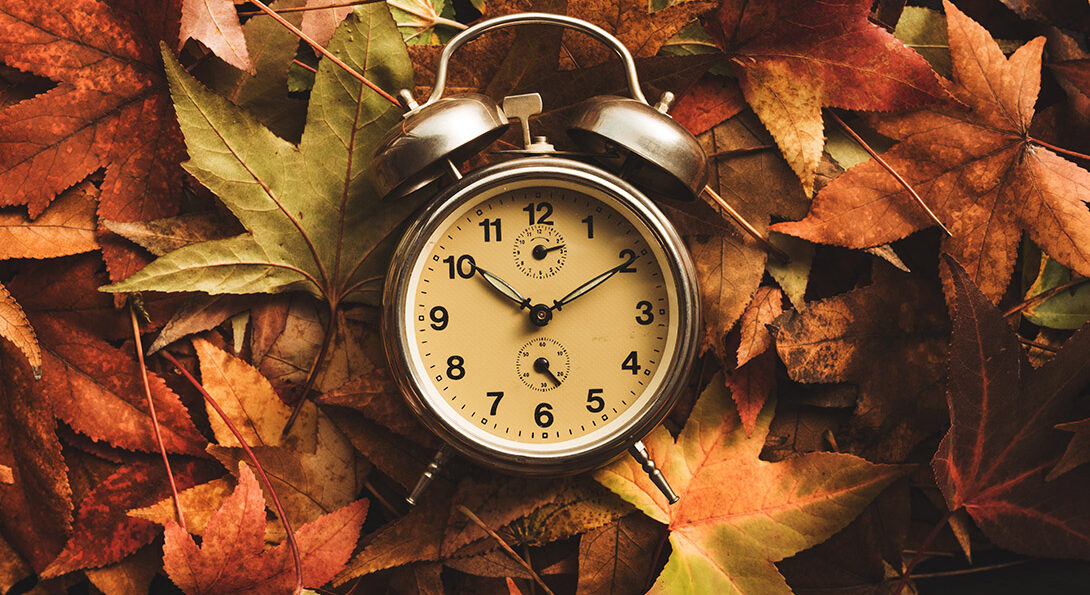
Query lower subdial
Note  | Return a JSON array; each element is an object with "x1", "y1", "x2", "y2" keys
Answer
[
  {"x1": 513, "y1": 224, "x2": 567, "y2": 279},
  {"x1": 516, "y1": 338, "x2": 570, "y2": 392}
]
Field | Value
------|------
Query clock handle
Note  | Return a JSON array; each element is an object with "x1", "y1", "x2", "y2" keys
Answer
[
  {"x1": 423, "y1": 12, "x2": 648, "y2": 107},
  {"x1": 630, "y1": 441, "x2": 679, "y2": 504},
  {"x1": 406, "y1": 446, "x2": 454, "y2": 506}
]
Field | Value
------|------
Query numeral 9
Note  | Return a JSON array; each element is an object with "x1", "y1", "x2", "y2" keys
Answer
[{"x1": 429, "y1": 306, "x2": 448, "y2": 330}]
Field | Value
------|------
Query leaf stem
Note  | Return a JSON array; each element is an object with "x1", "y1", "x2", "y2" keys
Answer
[
  {"x1": 895, "y1": 508, "x2": 954, "y2": 595},
  {"x1": 708, "y1": 145, "x2": 777, "y2": 160},
  {"x1": 701, "y1": 184, "x2": 790, "y2": 262},
  {"x1": 239, "y1": 0, "x2": 383, "y2": 16},
  {"x1": 828, "y1": 110, "x2": 953, "y2": 237},
  {"x1": 1018, "y1": 336, "x2": 1059, "y2": 353},
  {"x1": 248, "y1": 0, "x2": 401, "y2": 107},
  {"x1": 1003, "y1": 276, "x2": 1088, "y2": 318},
  {"x1": 292, "y1": 59, "x2": 318, "y2": 74},
  {"x1": 1029, "y1": 137, "x2": 1090, "y2": 163},
  {"x1": 457, "y1": 505, "x2": 555, "y2": 595},
  {"x1": 161, "y1": 350, "x2": 304, "y2": 595},
  {"x1": 130, "y1": 304, "x2": 186, "y2": 531}
]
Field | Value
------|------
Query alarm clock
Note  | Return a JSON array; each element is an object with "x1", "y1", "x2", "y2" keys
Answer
[{"x1": 371, "y1": 13, "x2": 707, "y2": 505}]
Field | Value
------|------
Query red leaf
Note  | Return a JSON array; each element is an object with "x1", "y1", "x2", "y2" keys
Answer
[
  {"x1": 705, "y1": 0, "x2": 947, "y2": 192},
  {"x1": 43, "y1": 460, "x2": 220, "y2": 577},
  {"x1": 33, "y1": 315, "x2": 206, "y2": 455},
  {"x1": 163, "y1": 464, "x2": 368, "y2": 594},
  {"x1": 670, "y1": 73, "x2": 746, "y2": 136},
  {"x1": 934, "y1": 256, "x2": 1090, "y2": 558},
  {"x1": 0, "y1": 0, "x2": 186, "y2": 281}
]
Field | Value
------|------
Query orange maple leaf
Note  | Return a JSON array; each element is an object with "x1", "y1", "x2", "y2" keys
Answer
[{"x1": 774, "y1": 2, "x2": 1090, "y2": 301}]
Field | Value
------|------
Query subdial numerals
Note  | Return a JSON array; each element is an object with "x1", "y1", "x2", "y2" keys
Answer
[
  {"x1": 516, "y1": 338, "x2": 570, "y2": 392},
  {"x1": 513, "y1": 223, "x2": 567, "y2": 279}
]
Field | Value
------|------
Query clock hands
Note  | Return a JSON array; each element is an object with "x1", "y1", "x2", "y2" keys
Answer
[
  {"x1": 474, "y1": 250, "x2": 636, "y2": 327},
  {"x1": 474, "y1": 265, "x2": 532, "y2": 309},
  {"x1": 549, "y1": 252, "x2": 637, "y2": 312}
]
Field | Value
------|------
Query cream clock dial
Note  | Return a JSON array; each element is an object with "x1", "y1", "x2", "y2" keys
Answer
[{"x1": 385, "y1": 159, "x2": 699, "y2": 474}]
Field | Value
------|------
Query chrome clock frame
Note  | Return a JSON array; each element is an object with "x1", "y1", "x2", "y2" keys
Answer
[{"x1": 383, "y1": 157, "x2": 700, "y2": 476}]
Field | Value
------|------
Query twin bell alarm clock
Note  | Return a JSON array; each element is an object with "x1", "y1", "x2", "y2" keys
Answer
[{"x1": 370, "y1": 13, "x2": 708, "y2": 505}]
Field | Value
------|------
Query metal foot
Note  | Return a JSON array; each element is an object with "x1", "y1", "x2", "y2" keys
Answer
[
  {"x1": 406, "y1": 447, "x2": 453, "y2": 506},
  {"x1": 629, "y1": 441, "x2": 678, "y2": 504}
]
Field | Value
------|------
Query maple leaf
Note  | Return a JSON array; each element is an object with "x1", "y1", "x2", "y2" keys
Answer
[
  {"x1": 42, "y1": 460, "x2": 219, "y2": 577},
  {"x1": 595, "y1": 376, "x2": 901, "y2": 593},
  {"x1": 775, "y1": 269, "x2": 949, "y2": 461},
  {"x1": 180, "y1": 0, "x2": 253, "y2": 73},
  {"x1": 703, "y1": 0, "x2": 947, "y2": 194},
  {"x1": 774, "y1": 2, "x2": 1090, "y2": 301},
  {"x1": 933, "y1": 256, "x2": 1090, "y2": 559},
  {"x1": 104, "y1": 5, "x2": 417, "y2": 308},
  {"x1": 163, "y1": 463, "x2": 368, "y2": 594},
  {"x1": 0, "y1": 0, "x2": 187, "y2": 282}
]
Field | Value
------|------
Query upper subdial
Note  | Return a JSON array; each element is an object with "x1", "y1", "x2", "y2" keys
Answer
[
  {"x1": 516, "y1": 338, "x2": 570, "y2": 392},
  {"x1": 513, "y1": 224, "x2": 567, "y2": 279}
]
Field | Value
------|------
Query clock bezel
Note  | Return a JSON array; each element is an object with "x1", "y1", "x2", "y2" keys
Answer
[{"x1": 383, "y1": 157, "x2": 700, "y2": 476}]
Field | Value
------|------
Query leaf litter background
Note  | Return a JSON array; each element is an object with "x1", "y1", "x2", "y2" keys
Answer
[{"x1": 1, "y1": 0, "x2": 1090, "y2": 593}]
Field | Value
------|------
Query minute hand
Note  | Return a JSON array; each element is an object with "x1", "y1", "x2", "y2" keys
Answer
[{"x1": 551, "y1": 255, "x2": 635, "y2": 311}]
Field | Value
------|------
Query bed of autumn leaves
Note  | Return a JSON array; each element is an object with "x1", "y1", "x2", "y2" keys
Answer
[{"x1": 2, "y1": 0, "x2": 1090, "y2": 592}]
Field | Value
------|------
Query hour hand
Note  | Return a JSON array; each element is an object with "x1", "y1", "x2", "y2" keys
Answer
[{"x1": 475, "y1": 265, "x2": 531, "y2": 309}]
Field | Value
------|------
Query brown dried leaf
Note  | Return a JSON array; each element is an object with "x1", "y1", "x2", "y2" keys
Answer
[
  {"x1": 0, "y1": 180, "x2": 98, "y2": 260},
  {"x1": 661, "y1": 112, "x2": 811, "y2": 362},
  {"x1": 147, "y1": 294, "x2": 251, "y2": 354},
  {"x1": 84, "y1": 544, "x2": 162, "y2": 595},
  {"x1": 194, "y1": 337, "x2": 291, "y2": 447},
  {"x1": 0, "y1": 282, "x2": 40, "y2": 377},
  {"x1": 208, "y1": 413, "x2": 363, "y2": 525},
  {"x1": 775, "y1": 271, "x2": 948, "y2": 461},
  {"x1": 576, "y1": 514, "x2": 663, "y2": 595},
  {"x1": 736, "y1": 286, "x2": 783, "y2": 367}
]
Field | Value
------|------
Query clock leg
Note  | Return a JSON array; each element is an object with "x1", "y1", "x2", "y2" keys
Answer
[
  {"x1": 407, "y1": 446, "x2": 453, "y2": 506},
  {"x1": 629, "y1": 441, "x2": 679, "y2": 504}
]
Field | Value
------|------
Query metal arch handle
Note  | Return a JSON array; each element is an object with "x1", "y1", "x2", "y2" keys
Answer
[{"x1": 423, "y1": 12, "x2": 648, "y2": 107}]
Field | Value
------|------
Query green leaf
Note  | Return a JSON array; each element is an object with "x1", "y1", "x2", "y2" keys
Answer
[
  {"x1": 104, "y1": 5, "x2": 417, "y2": 306},
  {"x1": 1024, "y1": 253, "x2": 1090, "y2": 329},
  {"x1": 595, "y1": 376, "x2": 901, "y2": 594}
]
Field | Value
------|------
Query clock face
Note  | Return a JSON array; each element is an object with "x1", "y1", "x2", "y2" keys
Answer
[{"x1": 390, "y1": 165, "x2": 695, "y2": 463}]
